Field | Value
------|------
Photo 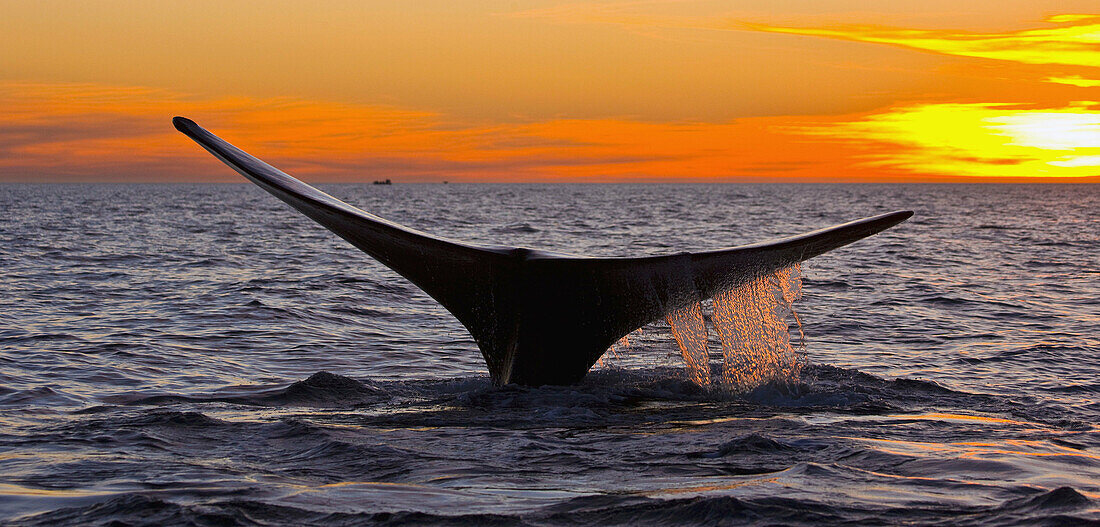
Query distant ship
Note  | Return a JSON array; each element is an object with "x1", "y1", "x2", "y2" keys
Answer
[{"x1": 373, "y1": 179, "x2": 392, "y2": 185}]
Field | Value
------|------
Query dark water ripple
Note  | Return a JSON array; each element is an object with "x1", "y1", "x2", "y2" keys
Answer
[{"x1": 1, "y1": 184, "x2": 1098, "y2": 525}]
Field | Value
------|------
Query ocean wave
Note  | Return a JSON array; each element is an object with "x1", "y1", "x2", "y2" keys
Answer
[
  {"x1": 117, "y1": 372, "x2": 389, "y2": 408},
  {"x1": 12, "y1": 487, "x2": 1095, "y2": 527},
  {"x1": 491, "y1": 222, "x2": 540, "y2": 234}
]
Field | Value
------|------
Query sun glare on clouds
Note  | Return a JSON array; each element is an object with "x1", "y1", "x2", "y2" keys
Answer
[
  {"x1": 1046, "y1": 76, "x2": 1100, "y2": 87},
  {"x1": 989, "y1": 104, "x2": 1100, "y2": 151},
  {"x1": 805, "y1": 102, "x2": 1100, "y2": 178}
]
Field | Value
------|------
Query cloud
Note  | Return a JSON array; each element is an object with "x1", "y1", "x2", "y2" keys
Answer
[
  {"x1": 516, "y1": 8, "x2": 1100, "y2": 87},
  {"x1": 3, "y1": 82, "x2": 1096, "y2": 183},
  {"x1": 1046, "y1": 75, "x2": 1100, "y2": 87},
  {"x1": 0, "y1": 82, "x2": 867, "y2": 182},
  {"x1": 1045, "y1": 14, "x2": 1100, "y2": 24},
  {"x1": 794, "y1": 101, "x2": 1100, "y2": 178},
  {"x1": 746, "y1": 15, "x2": 1100, "y2": 70}
]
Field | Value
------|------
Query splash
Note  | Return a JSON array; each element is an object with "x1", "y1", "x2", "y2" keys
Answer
[
  {"x1": 712, "y1": 265, "x2": 805, "y2": 391},
  {"x1": 596, "y1": 332, "x2": 639, "y2": 369},
  {"x1": 665, "y1": 264, "x2": 804, "y2": 392}
]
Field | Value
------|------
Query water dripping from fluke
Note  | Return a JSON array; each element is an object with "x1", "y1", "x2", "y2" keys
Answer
[
  {"x1": 596, "y1": 331, "x2": 638, "y2": 369},
  {"x1": 665, "y1": 264, "x2": 805, "y2": 393},
  {"x1": 666, "y1": 302, "x2": 712, "y2": 387}
]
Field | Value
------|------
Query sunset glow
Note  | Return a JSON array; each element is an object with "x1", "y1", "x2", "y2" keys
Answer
[
  {"x1": 1, "y1": 2, "x2": 1098, "y2": 182},
  {"x1": 802, "y1": 102, "x2": 1100, "y2": 178}
]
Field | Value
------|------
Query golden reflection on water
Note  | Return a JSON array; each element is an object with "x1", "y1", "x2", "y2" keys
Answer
[
  {"x1": 908, "y1": 412, "x2": 1028, "y2": 425},
  {"x1": 646, "y1": 477, "x2": 780, "y2": 496},
  {"x1": 844, "y1": 433, "x2": 1100, "y2": 461},
  {"x1": 0, "y1": 482, "x2": 108, "y2": 497}
]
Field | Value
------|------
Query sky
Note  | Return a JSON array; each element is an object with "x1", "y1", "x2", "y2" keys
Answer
[{"x1": 2, "y1": 1, "x2": 1099, "y2": 182}]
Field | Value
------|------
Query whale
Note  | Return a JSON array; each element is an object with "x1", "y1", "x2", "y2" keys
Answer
[{"x1": 173, "y1": 117, "x2": 912, "y2": 386}]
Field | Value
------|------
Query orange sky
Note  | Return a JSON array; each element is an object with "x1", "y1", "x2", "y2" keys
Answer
[{"x1": 1, "y1": 1, "x2": 1098, "y2": 182}]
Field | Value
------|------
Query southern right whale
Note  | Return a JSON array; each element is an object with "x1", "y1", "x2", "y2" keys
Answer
[{"x1": 174, "y1": 117, "x2": 912, "y2": 386}]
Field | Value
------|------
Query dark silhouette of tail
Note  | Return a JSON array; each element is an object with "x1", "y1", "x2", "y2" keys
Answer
[{"x1": 174, "y1": 117, "x2": 912, "y2": 385}]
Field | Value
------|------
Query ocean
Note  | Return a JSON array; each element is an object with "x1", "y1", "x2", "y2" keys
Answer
[{"x1": 1, "y1": 183, "x2": 1097, "y2": 525}]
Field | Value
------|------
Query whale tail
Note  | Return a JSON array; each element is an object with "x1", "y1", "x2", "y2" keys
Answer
[{"x1": 174, "y1": 117, "x2": 912, "y2": 386}]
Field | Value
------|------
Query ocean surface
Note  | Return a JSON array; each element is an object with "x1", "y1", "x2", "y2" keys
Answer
[{"x1": 1, "y1": 183, "x2": 1097, "y2": 526}]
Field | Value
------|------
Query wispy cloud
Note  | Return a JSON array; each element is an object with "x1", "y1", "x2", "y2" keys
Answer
[
  {"x1": 516, "y1": 8, "x2": 1100, "y2": 86},
  {"x1": 0, "y1": 82, "x2": 870, "y2": 182},
  {"x1": 1046, "y1": 75, "x2": 1100, "y2": 87},
  {"x1": 748, "y1": 14, "x2": 1100, "y2": 69}
]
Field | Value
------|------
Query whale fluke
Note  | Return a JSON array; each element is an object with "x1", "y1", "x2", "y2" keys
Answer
[{"x1": 174, "y1": 116, "x2": 912, "y2": 386}]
